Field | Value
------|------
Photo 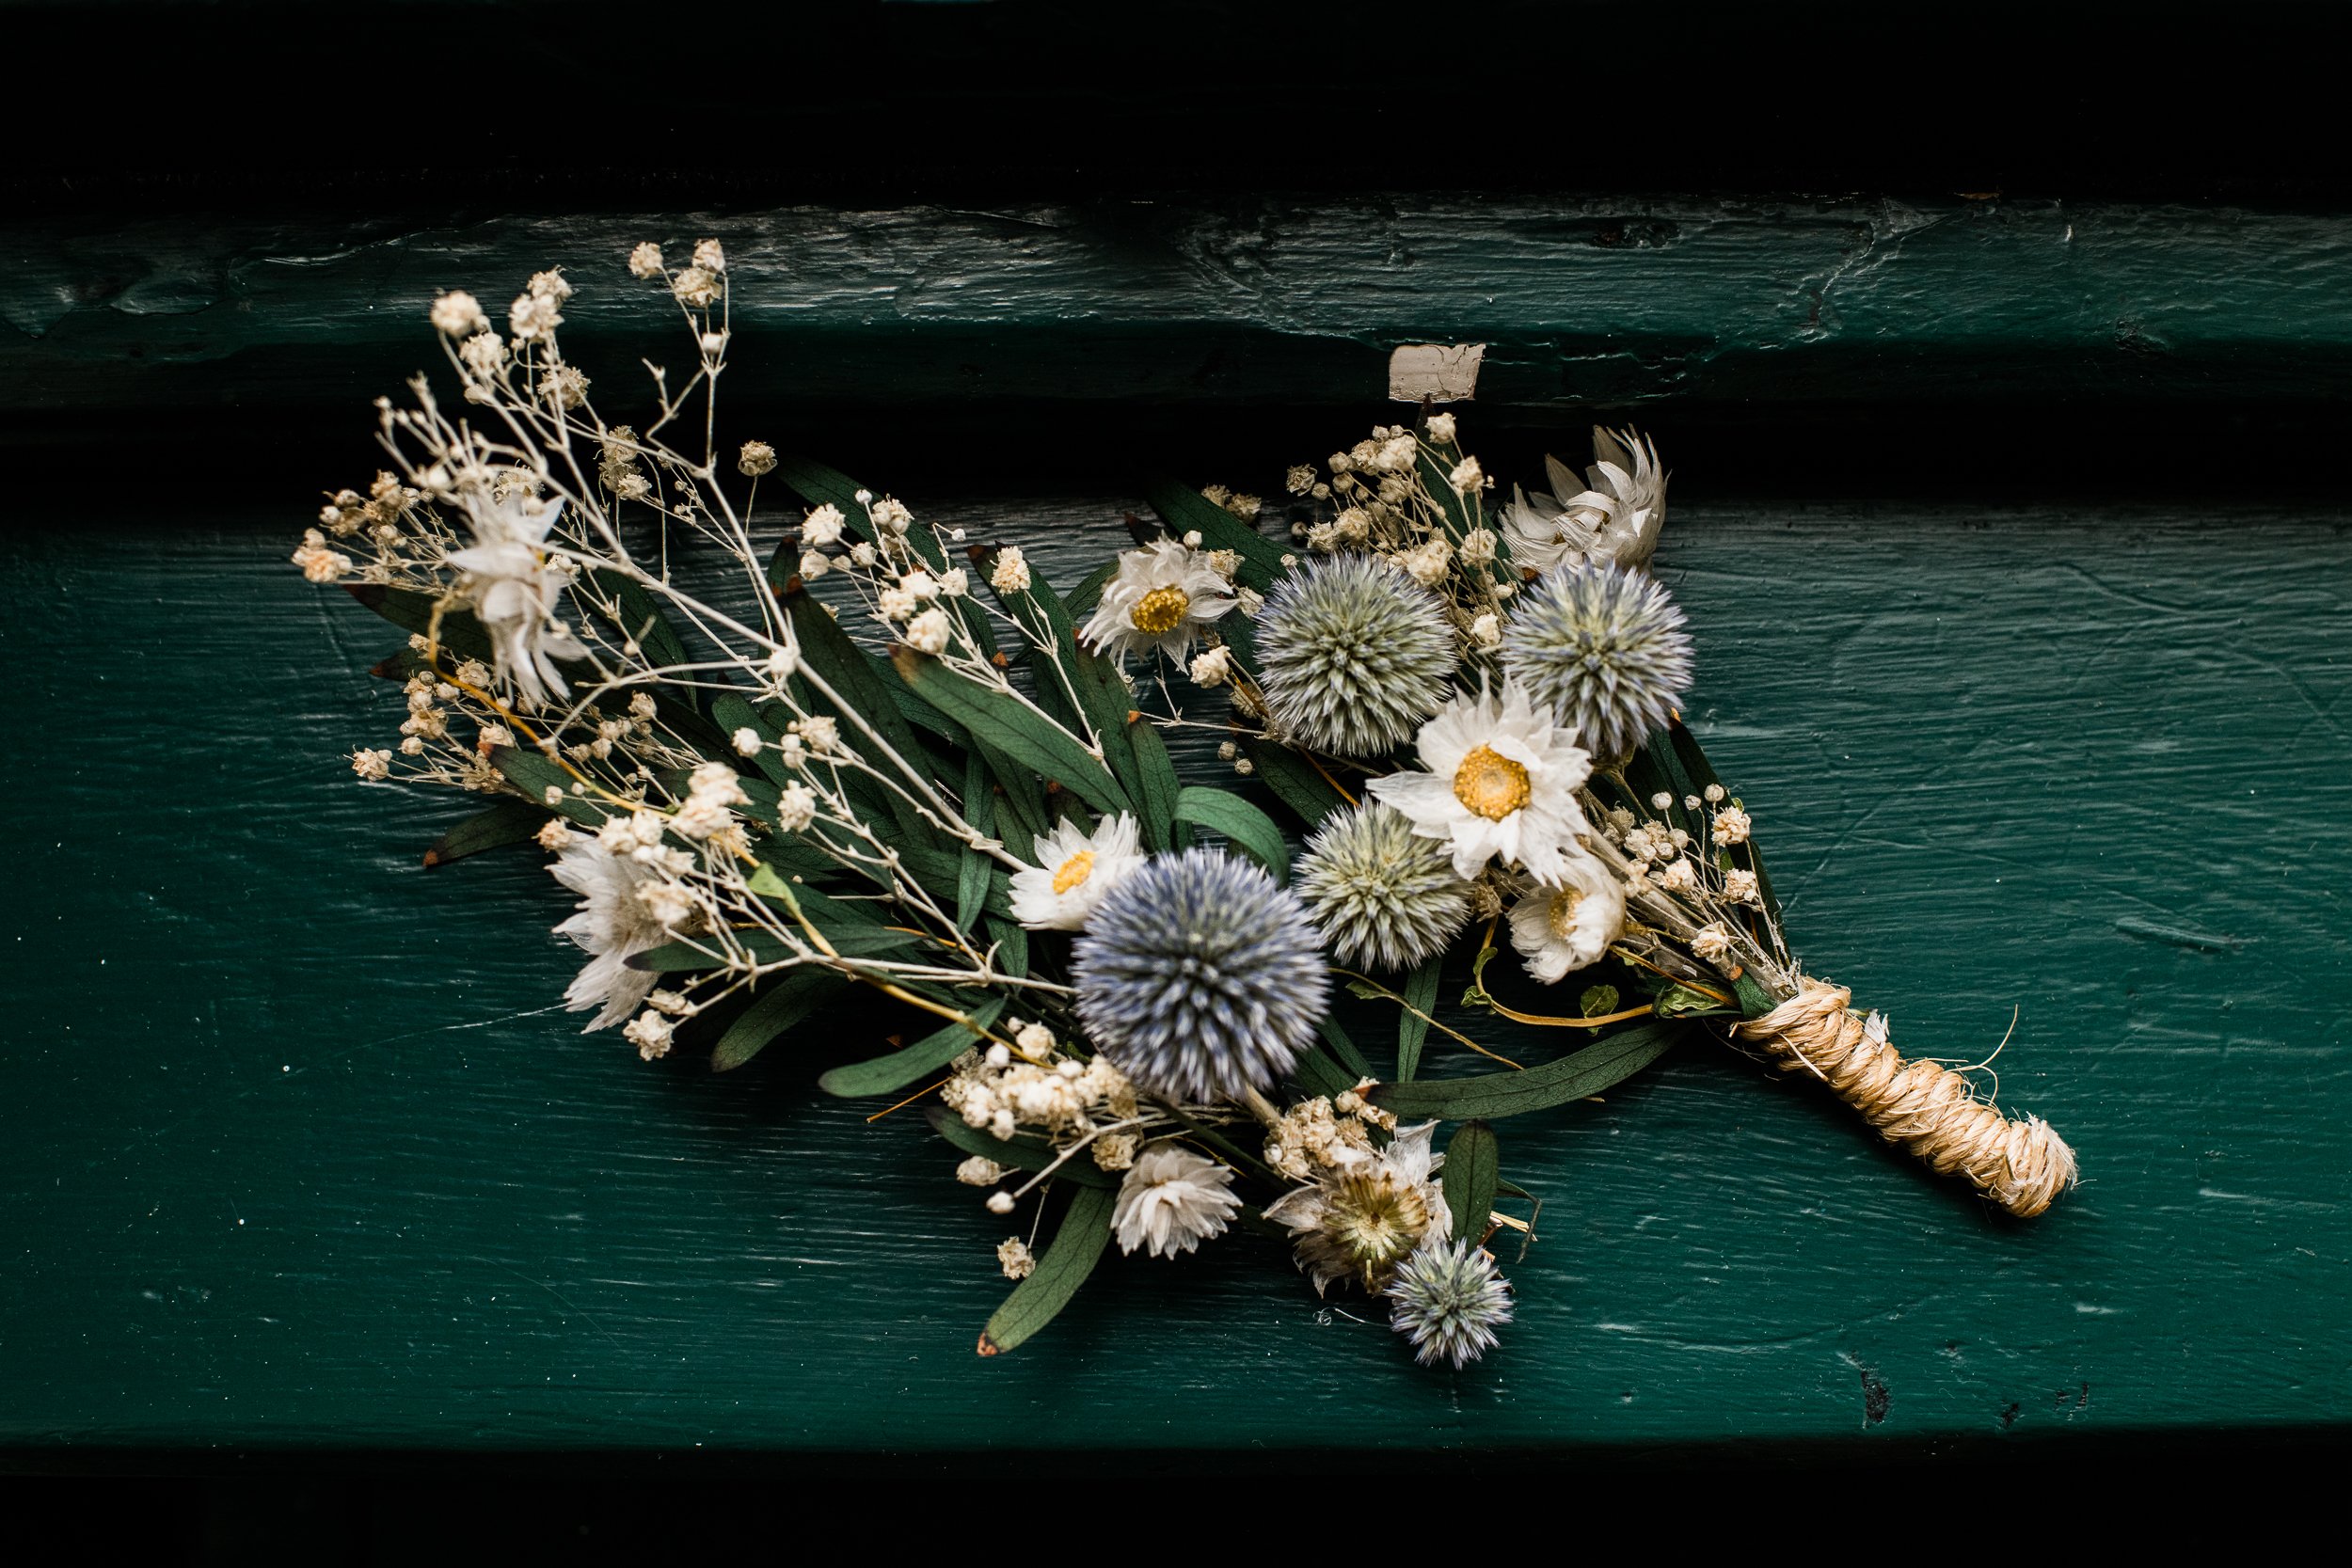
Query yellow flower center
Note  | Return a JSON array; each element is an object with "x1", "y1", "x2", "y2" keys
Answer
[
  {"x1": 1548, "y1": 888, "x2": 1585, "y2": 941},
  {"x1": 1130, "y1": 585, "x2": 1191, "y2": 636},
  {"x1": 1052, "y1": 850, "x2": 1096, "y2": 895},
  {"x1": 1328, "y1": 1171, "x2": 1434, "y2": 1288},
  {"x1": 1452, "y1": 744, "x2": 1532, "y2": 821}
]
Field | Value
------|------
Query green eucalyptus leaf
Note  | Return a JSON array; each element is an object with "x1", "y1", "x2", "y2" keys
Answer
[
  {"x1": 818, "y1": 998, "x2": 1007, "y2": 1098},
  {"x1": 922, "y1": 1106, "x2": 1117, "y2": 1189},
  {"x1": 710, "y1": 969, "x2": 850, "y2": 1072},
  {"x1": 1171, "y1": 785, "x2": 1290, "y2": 879},
  {"x1": 1370, "y1": 1022, "x2": 1681, "y2": 1120},
  {"x1": 1397, "y1": 950, "x2": 1443, "y2": 1082},
  {"x1": 978, "y1": 1184, "x2": 1118, "y2": 1356},
  {"x1": 1441, "y1": 1120, "x2": 1501, "y2": 1244},
  {"x1": 890, "y1": 646, "x2": 1130, "y2": 818},
  {"x1": 1317, "y1": 1015, "x2": 1373, "y2": 1081},
  {"x1": 487, "y1": 746, "x2": 608, "y2": 828},
  {"x1": 421, "y1": 799, "x2": 548, "y2": 868},
  {"x1": 1237, "y1": 737, "x2": 1347, "y2": 830},
  {"x1": 342, "y1": 583, "x2": 496, "y2": 664}
]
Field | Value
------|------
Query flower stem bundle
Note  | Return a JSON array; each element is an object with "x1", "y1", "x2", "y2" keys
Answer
[{"x1": 298, "y1": 247, "x2": 2076, "y2": 1373}]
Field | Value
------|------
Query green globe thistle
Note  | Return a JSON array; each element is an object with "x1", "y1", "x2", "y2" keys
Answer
[
  {"x1": 1294, "y1": 802, "x2": 1472, "y2": 971},
  {"x1": 1499, "y1": 562, "x2": 1692, "y2": 761},
  {"x1": 1256, "y1": 555, "x2": 1455, "y2": 757},
  {"x1": 1385, "y1": 1236, "x2": 1515, "y2": 1370}
]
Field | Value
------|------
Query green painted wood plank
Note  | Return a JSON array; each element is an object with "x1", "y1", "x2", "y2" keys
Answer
[
  {"x1": 9, "y1": 199, "x2": 2352, "y2": 415},
  {"x1": 0, "y1": 499, "x2": 2346, "y2": 1452}
]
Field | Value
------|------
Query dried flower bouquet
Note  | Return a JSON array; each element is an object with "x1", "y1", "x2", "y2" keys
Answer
[{"x1": 297, "y1": 243, "x2": 2075, "y2": 1370}]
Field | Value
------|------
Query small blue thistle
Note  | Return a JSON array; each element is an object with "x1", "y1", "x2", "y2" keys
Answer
[
  {"x1": 1385, "y1": 1236, "x2": 1515, "y2": 1370},
  {"x1": 1073, "y1": 848, "x2": 1329, "y2": 1102},
  {"x1": 1295, "y1": 802, "x2": 1471, "y2": 971},
  {"x1": 1257, "y1": 555, "x2": 1456, "y2": 756},
  {"x1": 1500, "y1": 562, "x2": 1692, "y2": 761}
]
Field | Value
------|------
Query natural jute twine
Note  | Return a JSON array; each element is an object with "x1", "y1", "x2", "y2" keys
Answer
[{"x1": 1729, "y1": 978, "x2": 2078, "y2": 1218}]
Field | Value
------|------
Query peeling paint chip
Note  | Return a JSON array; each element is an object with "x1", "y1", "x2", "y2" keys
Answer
[{"x1": 1389, "y1": 342, "x2": 1485, "y2": 403}]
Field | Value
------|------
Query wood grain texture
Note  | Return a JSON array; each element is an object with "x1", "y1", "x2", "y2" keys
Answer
[
  {"x1": 2, "y1": 495, "x2": 2345, "y2": 1452},
  {"x1": 10, "y1": 198, "x2": 2352, "y2": 416}
]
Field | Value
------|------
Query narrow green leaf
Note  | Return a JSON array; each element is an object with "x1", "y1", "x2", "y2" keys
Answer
[
  {"x1": 1238, "y1": 737, "x2": 1347, "y2": 829},
  {"x1": 1126, "y1": 716, "x2": 1186, "y2": 851},
  {"x1": 421, "y1": 799, "x2": 548, "y2": 868},
  {"x1": 891, "y1": 646, "x2": 1130, "y2": 818},
  {"x1": 956, "y1": 749, "x2": 992, "y2": 933},
  {"x1": 979, "y1": 1185, "x2": 1118, "y2": 1357},
  {"x1": 983, "y1": 915, "x2": 1029, "y2": 979},
  {"x1": 1441, "y1": 1120, "x2": 1501, "y2": 1244},
  {"x1": 1143, "y1": 480, "x2": 1287, "y2": 590},
  {"x1": 922, "y1": 1106, "x2": 1117, "y2": 1189},
  {"x1": 1318, "y1": 1015, "x2": 1373, "y2": 1081},
  {"x1": 1172, "y1": 785, "x2": 1290, "y2": 879},
  {"x1": 1397, "y1": 951, "x2": 1442, "y2": 1082},
  {"x1": 1290, "y1": 1042, "x2": 1358, "y2": 1101},
  {"x1": 1370, "y1": 1022, "x2": 1682, "y2": 1120},
  {"x1": 818, "y1": 998, "x2": 1007, "y2": 1098},
  {"x1": 710, "y1": 969, "x2": 850, "y2": 1072},
  {"x1": 584, "y1": 568, "x2": 691, "y2": 678}
]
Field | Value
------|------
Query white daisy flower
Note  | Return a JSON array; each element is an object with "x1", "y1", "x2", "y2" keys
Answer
[
  {"x1": 1008, "y1": 812, "x2": 1145, "y2": 931},
  {"x1": 1365, "y1": 680, "x2": 1593, "y2": 885},
  {"x1": 1111, "y1": 1143, "x2": 1242, "y2": 1258},
  {"x1": 446, "y1": 488, "x2": 585, "y2": 705},
  {"x1": 1498, "y1": 425, "x2": 1668, "y2": 576},
  {"x1": 1504, "y1": 850, "x2": 1626, "y2": 984},
  {"x1": 549, "y1": 838, "x2": 679, "y2": 1029},
  {"x1": 1078, "y1": 539, "x2": 1237, "y2": 663}
]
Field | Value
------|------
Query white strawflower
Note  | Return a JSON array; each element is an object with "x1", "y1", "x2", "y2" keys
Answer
[
  {"x1": 1079, "y1": 539, "x2": 1237, "y2": 663},
  {"x1": 1112, "y1": 1144, "x2": 1242, "y2": 1259},
  {"x1": 1500, "y1": 425, "x2": 1668, "y2": 574},
  {"x1": 446, "y1": 489, "x2": 585, "y2": 706},
  {"x1": 1365, "y1": 680, "x2": 1594, "y2": 884},
  {"x1": 550, "y1": 839, "x2": 677, "y2": 1030},
  {"x1": 1009, "y1": 813, "x2": 1145, "y2": 931},
  {"x1": 1505, "y1": 852, "x2": 1626, "y2": 984},
  {"x1": 430, "y1": 291, "x2": 487, "y2": 338},
  {"x1": 905, "y1": 607, "x2": 952, "y2": 655},
  {"x1": 1264, "y1": 1120, "x2": 1452, "y2": 1295}
]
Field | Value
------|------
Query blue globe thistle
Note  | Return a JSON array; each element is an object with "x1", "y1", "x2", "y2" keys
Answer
[
  {"x1": 1256, "y1": 555, "x2": 1455, "y2": 756},
  {"x1": 1295, "y1": 802, "x2": 1472, "y2": 972},
  {"x1": 1385, "y1": 1236, "x2": 1515, "y2": 1370},
  {"x1": 1073, "y1": 848, "x2": 1330, "y2": 1103},
  {"x1": 1500, "y1": 562, "x2": 1692, "y2": 761}
]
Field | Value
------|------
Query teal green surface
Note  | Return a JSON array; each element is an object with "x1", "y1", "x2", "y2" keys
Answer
[{"x1": 2, "y1": 501, "x2": 2346, "y2": 1449}]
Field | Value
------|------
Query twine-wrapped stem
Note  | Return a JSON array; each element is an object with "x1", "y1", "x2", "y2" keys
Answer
[{"x1": 1728, "y1": 978, "x2": 2078, "y2": 1218}]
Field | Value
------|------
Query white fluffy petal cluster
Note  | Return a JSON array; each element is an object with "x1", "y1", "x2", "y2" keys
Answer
[
  {"x1": 549, "y1": 837, "x2": 679, "y2": 1029},
  {"x1": 1505, "y1": 856, "x2": 1627, "y2": 984},
  {"x1": 1009, "y1": 812, "x2": 1145, "y2": 931},
  {"x1": 1499, "y1": 425, "x2": 1667, "y2": 576},
  {"x1": 1078, "y1": 539, "x2": 1237, "y2": 663},
  {"x1": 1112, "y1": 1144, "x2": 1242, "y2": 1259},
  {"x1": 446, "y1": 489, "x2": 585, "y2": 705},
  {"x1": 1366, "y1": 681, "x2": 1592, "y2": 884}
]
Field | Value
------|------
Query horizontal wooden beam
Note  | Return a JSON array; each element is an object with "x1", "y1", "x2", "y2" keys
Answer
[{"x1": 11, "y1": 198, "x2": 2352, "y2": 418}]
